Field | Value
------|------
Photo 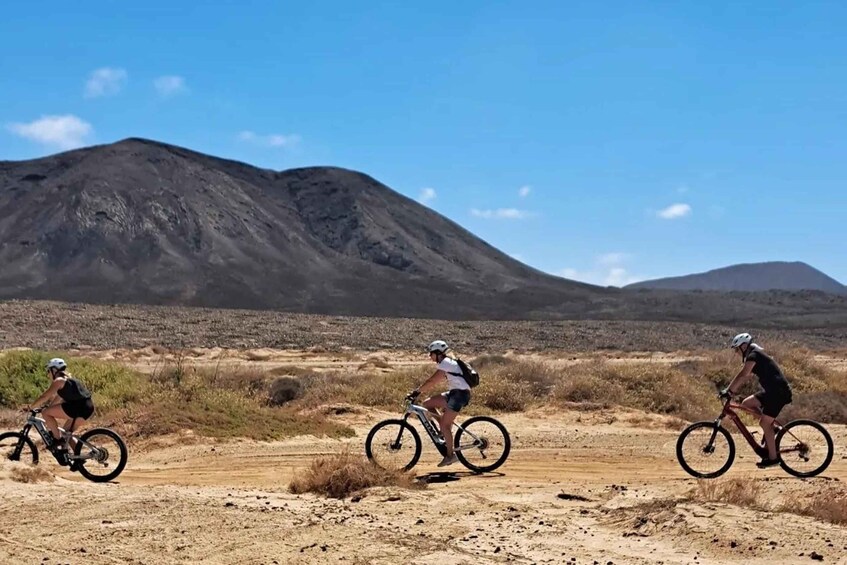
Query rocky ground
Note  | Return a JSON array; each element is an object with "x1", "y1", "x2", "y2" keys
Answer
[{"x1": 3, "y1": 300, "x2": 846, "y2": 352}]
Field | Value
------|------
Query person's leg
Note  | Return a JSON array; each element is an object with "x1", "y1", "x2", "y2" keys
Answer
[
  {"x1": 422, "y1": 395, "x2": 447, "y2": 429},
  {"x1": 63, "y1": 418, "x2": 80, "y2": 450},
  {"x1": 440, "y1": 409, "x2": 458, "y2": 458},
  {"x1": 741, "y1": 395, "x2": 762, "y2": 414},
  {"x1": 760, "y1": 413, "x2": 777, "y2": 460},
  {"x1": 40, "y1": 405, "x2": 66, "y2": 442}
]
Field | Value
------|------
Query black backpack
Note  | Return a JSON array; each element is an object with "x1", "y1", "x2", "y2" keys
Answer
[{"x1": 454, "y1": 358, "x2": 480, "y2": 388}]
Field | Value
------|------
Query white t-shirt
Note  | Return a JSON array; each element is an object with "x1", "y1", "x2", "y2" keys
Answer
[{"x1": 438, "y1": 357, "x2": 470, "y2": 391}]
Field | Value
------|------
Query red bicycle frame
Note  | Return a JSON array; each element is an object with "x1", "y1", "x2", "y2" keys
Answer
[{"x1": 718, "y1": 398, "x2": 783, "y2": 453}]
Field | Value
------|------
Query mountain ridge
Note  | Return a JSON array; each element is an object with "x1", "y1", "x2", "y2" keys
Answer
[{"x1": 626, "y1": 261, "x2": 847, "y2": 294}]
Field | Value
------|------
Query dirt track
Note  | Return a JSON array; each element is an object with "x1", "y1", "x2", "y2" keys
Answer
[{"x1": 2, "y1": 407, "x2": 846, "y2": 565}]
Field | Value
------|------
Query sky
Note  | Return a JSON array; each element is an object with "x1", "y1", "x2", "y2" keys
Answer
[{"x1": 2, "y1": 1, "x2": 846, "y2": 286}]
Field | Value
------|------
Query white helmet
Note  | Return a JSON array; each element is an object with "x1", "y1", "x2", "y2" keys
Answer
[
  {"x1": 46, "y1": 357, "x2": 67, "y2": 371},
  {"x1": 427, "y1": 340, "x2": 449, "y2": 354},
  {"x1": 730, "y1": 333, "x2": 753, "y2": 349}
]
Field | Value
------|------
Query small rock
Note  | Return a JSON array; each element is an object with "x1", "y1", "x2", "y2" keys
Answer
[
  {"x1": 225, "y1": 502, "x2": 235, "y2": 507},
  {"x1": 810, "y1": 552, "x2": 824, "y2": 561}
]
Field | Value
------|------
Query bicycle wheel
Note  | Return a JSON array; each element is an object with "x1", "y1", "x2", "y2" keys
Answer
[
  {"x1": 776, "y1": 419, "x2": 834, "y2": 478},
  {"x1": 73, "y1": 428, "x2": 128, "y2": 483},
  {"x1": 0, "y1": 432, "x2": 39, "y2": 465},
  {"x1": 365, "y1": 419, "x2": 422, "y2": 472},
  {"x1": 454, "y1": 416, "x2": 511, "y2": 473},
  {"x1": 676, "y1": 422, "x2": 735, "y2": 479}
]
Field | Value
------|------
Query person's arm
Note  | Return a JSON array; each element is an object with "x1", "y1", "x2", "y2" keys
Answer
[
  {"x1": 413, "y1": 370, "x2": 447, "y2": 396},
  {"x1": 27, "y1": 380, "x2": 64, "y2": 410},
  {"x1": 725, "y1": 361, "x2": 755, "y2": 396}
]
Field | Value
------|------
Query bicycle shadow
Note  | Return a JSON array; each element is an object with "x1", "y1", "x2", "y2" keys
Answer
[{"x1": 416, "y1": 470, "x2": 505, "y2": 484}]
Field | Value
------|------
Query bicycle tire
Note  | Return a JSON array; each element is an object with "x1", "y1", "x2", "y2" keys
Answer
[
  {"x1": 676, "y1": 421, "x2": 735, "y2": 479},
  {"x1": 776, "y1": 419, "x2": 834, "y2": 478},
  {"x1": 365, "y1": 419, "x2": 422, "y2": 472},
  {"x1": 0, "y1": 432, "x2": 39, "y2": 465},
  {"x1": 454, "y1": 416, "x2": 511, "y2": 473},
  {"x1": 73, "y1": 428, "x2": 128, "y2": 483}
]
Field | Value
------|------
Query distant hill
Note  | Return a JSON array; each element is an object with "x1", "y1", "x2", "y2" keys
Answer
[{"x1": 626, "y1": 262, "x2": 847, "y2": 294}]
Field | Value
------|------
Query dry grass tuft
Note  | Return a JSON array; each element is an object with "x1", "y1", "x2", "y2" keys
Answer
[
  {"x1": 688, "y1": 478, "x2": 764, "y2": 508},
  {"x1": 9, "y1": 464, "x2": 54, "y2": 483},
  {"x1": 779, "y1": 491, "x2": 847, "y2": 525},
  {"x1": 288, "y1": 451, "x2": 424, "y2": 499}
]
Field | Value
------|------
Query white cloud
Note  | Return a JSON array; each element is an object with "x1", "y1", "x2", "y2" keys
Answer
[
  {"x1": 597, "y1": 252, "x2": 630, "y2": 266},
  {"x1": 518, "y1": 185, "x2": 531, "y2": 198},
  {"x1": 7, "y1": 115, "x2": 93, "y2": 150},
  {"x1": 237, "y1": 130, "x2": 301, "y2": 148},
  {"x1": 556, "y1": 252, "x2": 641, "y2": 287},
  {"x1": 418, "y1": 187, "x2": 436, "y2": 205},
  {"x1": 657, "y1": 203, "x2": 692, "y2": 220},
  {"x1": 84, "y1": 67, "x2": 128, "y2": 98},
  {"x1": 154, "y1": 75, "x2": 188, "y2": 97},
  {"x1": 470, "y1": 208, "x2": 533, "y2": 220}
]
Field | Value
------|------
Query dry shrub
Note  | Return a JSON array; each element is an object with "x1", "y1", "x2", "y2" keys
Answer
[
  {"x1": 688, "y1": 478, "x2": 764, "y2": 508},
  {"x1": 473, "y1": 374, "x2": 534, "y2": 412},
  {"x1": 471, "y1": 355, "x2": 514, "y2": 370},
  {"x1": 552, "y1": 363, "x2": 719, "y2": 422},
  {"x1": 267, "y1": 365, "x2": 315, "y2": 378},
  {"x1": 267, "y1": 376, "x2": 302, "y2": 406},
  {"x1": 783, "y1": 491, "x2": 847, "y2": 525},
  {"x1": 288, "y1": 451, "x2": 424, "y2": 499},
  {"x1": 10, "y1": 464, "x2": 54, "y2": 483},
  {"x1": 781, "y1": 391, "x2": 847, "y2": 424},
  {"x1": 206, "y1": 367, "x2": 267, "y2": 396},
  {"x1": 298, "y1": 368, "x2": 425, "y2": 409}
]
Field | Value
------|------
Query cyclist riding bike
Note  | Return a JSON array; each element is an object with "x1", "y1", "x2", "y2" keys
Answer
[
  {"x1": 406, "y1": 340, "x2": 471, "y2": 468},
  {"x1": 723, "y1": 333, "x2": 793, "y2": 469},
  {"x1": 24, "y1": 358, "x2": 95, "y2": 466}
]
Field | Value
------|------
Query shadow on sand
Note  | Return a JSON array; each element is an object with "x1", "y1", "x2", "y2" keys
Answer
[{"x1": 416, "y1": 470, "x2": 505, "y2": 484}]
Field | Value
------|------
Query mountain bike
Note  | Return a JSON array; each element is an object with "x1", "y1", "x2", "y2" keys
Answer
[
  {"x1": 365, "y1": 398, "x2": 510, "y2": 473},
  {"x1": 0, "y1": 408, "x2": 128, "y2": 483},
  {"x1": 676, "y1": 391, "x2": 833, "y2": 479}
]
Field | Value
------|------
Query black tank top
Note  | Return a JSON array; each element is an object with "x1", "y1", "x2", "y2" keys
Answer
[
  {"x1": 745, "y1": 349, "x2": 789, "y2": 391},
  {"x1": 57, "y1": 377, "x2": 92, "y2": 402}
]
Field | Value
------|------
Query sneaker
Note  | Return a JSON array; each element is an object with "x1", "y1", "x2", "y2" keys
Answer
[
  {"x1": 756, "y1": 458, "x2": 780, "y2": 469},
  {"x1": 437, "y1": 454, "x2": 458, "y2": 467}
]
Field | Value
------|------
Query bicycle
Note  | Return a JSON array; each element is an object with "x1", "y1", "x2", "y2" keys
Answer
[
  {"x1": 676, "y1": 390, "x2": 834, "y2": 479},
  {"x1": 0, "y1": 408, "x2": 128, "y2": 483},
  {"x1": 365, "y1": 397, "x2": 511, "y2": 473}
]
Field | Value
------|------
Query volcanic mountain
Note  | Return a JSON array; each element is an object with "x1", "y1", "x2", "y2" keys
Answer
[
  {"x1": 627, "y1": 262, "x2": 847, "y2": 295},
  {"x1": 2, "y1": 138, "x2": 846, "y2": 324},
  {"x1": 0, "y1": 138, "x2": 608, "y2": 318}
]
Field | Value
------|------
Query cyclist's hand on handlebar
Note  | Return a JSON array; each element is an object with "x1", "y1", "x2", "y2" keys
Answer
[
  {"x1": 405, "y1": 390, "x2": 420, "y2": 403},
  {"x1": 719, "y1": 388, "x2": 732, "y2": 400}
]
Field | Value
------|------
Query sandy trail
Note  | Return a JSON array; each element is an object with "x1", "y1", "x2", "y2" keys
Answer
[{"x1": 1, "y1": 409, "x2": 846, "y2": 565}]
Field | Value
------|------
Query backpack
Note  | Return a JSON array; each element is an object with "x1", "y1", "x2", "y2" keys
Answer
[{"x1": 454, "y1": 358, "x2": 480, "y2": 388}]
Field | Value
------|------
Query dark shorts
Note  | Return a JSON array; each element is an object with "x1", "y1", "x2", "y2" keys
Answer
[
  {"x1": 61, "y1": 399, "x2": 95, "y2": 420},
  {"x1": 442, "y1": 389, "x2": 471, "y2": 413},
  {"x1": 755, "y1": 387, "x2": 792, "y2": 418}
]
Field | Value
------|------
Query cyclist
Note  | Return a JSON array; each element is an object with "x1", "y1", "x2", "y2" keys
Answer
[
  {"x1": 25, "y1": 358, "x2": 95, "y2": 465},
  {"x1": 407, "y1": 340, "x2": 471, "y2": 468},
  {"x1": 723, "y1": 333, "x2": 792, "y2": 468}
]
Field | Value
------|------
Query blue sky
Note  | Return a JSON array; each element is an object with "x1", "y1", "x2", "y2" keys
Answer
[{"x1": 2, "y1": 1, "x2": 846, "y2": 285}]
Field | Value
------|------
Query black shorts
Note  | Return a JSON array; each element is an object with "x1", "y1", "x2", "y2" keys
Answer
[
  {"x1": 442, "y1": 389, "x2": 471, "y2": 413},
  {"x1": 755, "y1": 387, "x2": 792, "y2": 418},
  {"x1": 61, "y1": 399, "x2": 95, "y2": 420}
]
